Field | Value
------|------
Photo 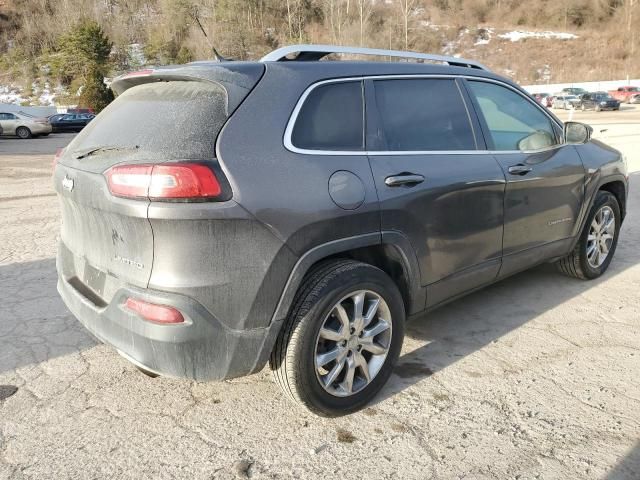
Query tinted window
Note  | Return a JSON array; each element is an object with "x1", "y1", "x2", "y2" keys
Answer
[
  {"x1": 373, "y1": 79, "x2": 476, "y2": 151},
  {"x1": 291, "y1": 81, "x2": 364, "y2": 151},
  {"x1": 468, "y1": 81, "x2": 558, "y2": 151}
]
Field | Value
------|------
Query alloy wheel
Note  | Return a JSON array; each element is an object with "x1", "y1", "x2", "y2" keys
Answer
[
  {"x1": 587, "y1": 205, "x2": 616, "y2": 268},
  {"x1": 314, "y1": 290, "x2": 392, "y2": 397}
]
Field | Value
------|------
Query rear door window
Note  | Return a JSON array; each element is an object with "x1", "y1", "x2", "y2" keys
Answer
[
  {"x1": 291, "y1": 81, "x2": 364, "y2": 151},
  {"x1": 372, "y1": 78, "x2": 476, "y2": 151},
  {"x1": 467, "y1": 80, "x2": 559, "y2": 151},
  {"x1": 70, "y1": 81, "x2": 229, "y2": 160}
]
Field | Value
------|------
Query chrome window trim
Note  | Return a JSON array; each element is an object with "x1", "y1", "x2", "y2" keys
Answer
[{"x1": 283, "y1": 74, "x2": 564, "y2": 156}]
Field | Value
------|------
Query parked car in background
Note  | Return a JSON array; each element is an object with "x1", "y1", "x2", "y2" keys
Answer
[
  {"x1": 534, "y1": 92, "x2": 551, "y2": 106},
  {"x1": 54, "y1": 44, "x2": 628, "y2": 416},
  {"x1": 49, "y1": 113, "x2": 95, "y2": 133},
  {"x1": 579, "y1": 92, "x2": 621, "y2": 111},
  {"x1": 608, "y1": 86, "x2": 640, "y2": 104},
  {"x1": 535, "y1": 93, "x2": 554, "y2": 107},
  {"x1": 67, "y1": 108, "x2": 95, "y2": 114},
  {"x1": 553, "y1": 94, "x2": 580, "y2": 109},
  {"x1": 0, "y1": 111, "x2": 52, "y2": 138},
  {"x1": 562, "y1": 87, "x2": 589, "y2": 96}
]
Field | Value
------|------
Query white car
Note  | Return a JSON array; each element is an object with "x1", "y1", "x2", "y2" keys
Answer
[
  {"x1": 552, "y1": 95, "x2": 579, "y2": 110},
  {"x1": 0, "y1": 111, "x2": 52, "y2": 139}
]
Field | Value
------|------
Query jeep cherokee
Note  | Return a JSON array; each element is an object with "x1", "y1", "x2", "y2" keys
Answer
[{"x1": 54, "y1": 45, "x2": 628, "y2": 416}]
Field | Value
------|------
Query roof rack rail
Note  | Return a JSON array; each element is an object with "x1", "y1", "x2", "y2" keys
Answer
[{"x1": 260, "y1": 44, "x2": 490, "y2": 71}]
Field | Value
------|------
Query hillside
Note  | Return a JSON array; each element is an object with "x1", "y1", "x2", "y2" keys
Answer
[{"x1": 0, "y1": 0, "x2": 638, "y2": 106}]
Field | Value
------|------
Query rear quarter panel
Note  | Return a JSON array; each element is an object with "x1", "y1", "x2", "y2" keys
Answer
[{"x1": 216, "y1": 64, "x2": 381, "y2": 257}]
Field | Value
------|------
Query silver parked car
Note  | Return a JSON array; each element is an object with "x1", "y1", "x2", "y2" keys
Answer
[
  {"x1": 0, "y1": 111, "x2": 53, "y2": 138},
  {"x1": 552, "y1": 94, "x2": 579, "y2": 110}
]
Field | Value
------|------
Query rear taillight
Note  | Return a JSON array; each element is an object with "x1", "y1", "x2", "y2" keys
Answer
[
  {"x1": 105, "y1": 164, "x2": 153, "y2": 198},
  {"x1": 121, "y1": 69, "x2": 154, "y2": 79},
  {"x1": 105, "y1": 163, "x2": 222, "y2": 201},
  {"x1": 53, "y1": 147, "x2": 65, "y2": 169},
  {"x1": 125, "y1": 298, "x2": 184, "y2": 324}
]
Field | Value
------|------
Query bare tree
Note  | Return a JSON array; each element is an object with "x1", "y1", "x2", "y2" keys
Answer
[
  {"x1": 398, "y1": 0, "x2": 417, "y2": 50},
  {"x1": 356, "y1": 0, "x2": 372, "y2": 46}
]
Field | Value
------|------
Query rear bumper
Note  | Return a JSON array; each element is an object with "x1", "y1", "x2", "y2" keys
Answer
[
  {"x1": 57, "y1": 271, "x2": 282, "y2": 381},
  {"x1": 31, "y1": 124, "x2": 53, "y2": 134}
]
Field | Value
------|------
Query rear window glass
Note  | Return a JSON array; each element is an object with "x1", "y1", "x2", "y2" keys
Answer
[
  {"x1": 70, "y1": 81, "x2": 228, "y2": 160},
  {"x1": 373, "y1": 79, "x2": 476, "y2": 151},
  {"x1": 291, "y1": 81, "x2": 364, "y2": 151}
]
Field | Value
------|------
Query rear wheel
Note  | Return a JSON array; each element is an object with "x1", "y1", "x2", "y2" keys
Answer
[
  {"x1": 270, "y1": 260, "x2": 405, "y2": 416},
  {"x1": 556, "y1": 191, "x2": 620, "y2": 280},
  {"x1": 16, "y1": 126, "x2": 32, "y2": 139}
]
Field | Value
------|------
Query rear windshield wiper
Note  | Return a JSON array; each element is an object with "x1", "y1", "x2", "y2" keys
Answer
[{"x1": 73, "y1": 145, "x2": 139, "y2": 159}]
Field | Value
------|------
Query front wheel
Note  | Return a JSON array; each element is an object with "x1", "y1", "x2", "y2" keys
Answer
[
  {"x1": 270, "y1": 260, "x2": 405, "y2": 416},
  {"x1": 556, "y1": 191, "x2": 621, "y2": 280}
]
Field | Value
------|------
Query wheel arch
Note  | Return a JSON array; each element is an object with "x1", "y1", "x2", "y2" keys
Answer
[
  {"x1": 570, "y1": 173, "x2": 627, "y2": 251},
  {"x1": 599, "y1": 179, "x2": 627, "y2": 220},
  {"x1": 270, "y1": 232, "x2": 425, "y2": 329}
]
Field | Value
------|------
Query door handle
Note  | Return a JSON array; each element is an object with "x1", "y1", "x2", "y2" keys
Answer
[
  {"x1": 508, "y1": 164, "x2": 533, "y2": 176},
  {"x1": 384, "y1": 174, "x2": 425, "y2": 187}
]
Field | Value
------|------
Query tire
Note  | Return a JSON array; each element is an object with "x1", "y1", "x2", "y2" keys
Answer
[
  {"x1": 16, "y1": 126, "x2": 32, "y2": 139},
  {"x1": 556, "y1": 191, "x2": 621, "y2": 280},
  {"x1": 270, "y1": 259, "x2": 405, "y2": 417}
]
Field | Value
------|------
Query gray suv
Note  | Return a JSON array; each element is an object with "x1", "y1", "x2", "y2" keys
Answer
[{"x1": 54, "y1": 45, "x2": 628, "y2": 416}]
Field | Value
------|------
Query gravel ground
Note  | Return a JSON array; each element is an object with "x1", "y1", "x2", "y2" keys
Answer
[{"x1": 0, "y1": 115, "x2": 639, "y2": 479}]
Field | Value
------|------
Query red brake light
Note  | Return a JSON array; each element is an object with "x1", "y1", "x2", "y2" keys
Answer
[
  {"x1": 122, "y1": 69, "x2": 154, "y2": 78},
  {"x1": 125, "y1": 298, "x2": 184, "y2": 324},
  {"x1": 105, "y1": 163, "x2": 221, "y2": 200},
  {"x1": 105, "y1": 164, "x2": 153, "y2": 198},
  {"x1": 53, "y1": 147, "x2": 65, "y2": 169},
  {"x1": 150, "y1": 164, "x2": 221, "y2": 199}
]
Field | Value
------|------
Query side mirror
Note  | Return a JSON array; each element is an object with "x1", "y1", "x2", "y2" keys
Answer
[{"x1": 564, "y1": 121, "x2": 592, "y2": 144}]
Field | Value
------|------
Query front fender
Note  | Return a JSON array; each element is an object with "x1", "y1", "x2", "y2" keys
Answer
[{"x1": 571, "y1": 140, "x2": 628, "y2": 249}]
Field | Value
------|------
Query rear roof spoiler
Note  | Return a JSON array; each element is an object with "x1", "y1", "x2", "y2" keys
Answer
[{"x1": 110, "y1": 63, "x2": 265, "y2": 97}]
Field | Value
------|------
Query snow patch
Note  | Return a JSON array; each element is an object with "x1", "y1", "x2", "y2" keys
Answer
[
  {"x1": 0, "y1": 82, "x2": 64, "y2": 106},
  {"x1": 498, "y1": 30, "x2": 578, "y2": 42}
]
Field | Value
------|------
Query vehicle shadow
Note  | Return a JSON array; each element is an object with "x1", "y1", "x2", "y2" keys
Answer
[
  {"x1": 604, "y1": 441, "x2": 640, "y2": 479},
  {"x1": 376, "y1": 172, "x2": 639, "y2": 403},
  {"x1": 0, "y1": 258, "x2": 97, "y2": 375}
]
